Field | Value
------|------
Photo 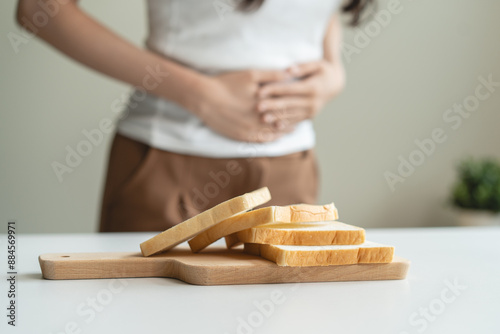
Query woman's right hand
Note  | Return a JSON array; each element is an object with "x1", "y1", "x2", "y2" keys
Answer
[{"x1": 195, "y1": 70, "x2": 294, "y2": 143}]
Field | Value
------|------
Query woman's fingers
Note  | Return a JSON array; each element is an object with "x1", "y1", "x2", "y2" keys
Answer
[
  {"x1": 257, "y1": 96, "x2": 314, "y2": 126},
  {"x1": 287, "y1": 61, "x2": 323, "y2": 78},
  {"x1": 274, "y1": 121, "x2": 296, "y2": 133},
  {"x1": 261, "y1": 108, "x2": 311, "y2": 125},
  {"x1": 273, "y1": 118, "x2": 302, "y2": 131},
  {"x1": 258, "y1": 80, "x2": 315, "y2": 98},
  {"x1": 257, "y1": 97, "x2": 313, "y2": 113},
  {"x1": 252, "y1": 69, "x2": 290, "y2": 84},
  {"x1": 257, "y1": 61, "x2": 327, "y2": 98},
  {"x1": 257, "y1": 61, "x2": 326, "y2": 98}
]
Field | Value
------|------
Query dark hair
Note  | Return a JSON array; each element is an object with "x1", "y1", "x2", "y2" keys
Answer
[{"x1": 239, "y1": 0, "x2": 374, "y2": 26}]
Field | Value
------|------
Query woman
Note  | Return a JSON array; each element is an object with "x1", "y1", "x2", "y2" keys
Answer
[{"x1": 16, "y1": 0, "x2": 373, "y2": 231}]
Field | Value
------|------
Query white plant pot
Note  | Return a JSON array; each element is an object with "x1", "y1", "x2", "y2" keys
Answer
[{"x1": 455, "y1": 208, "x2": 500, "y2": 227}]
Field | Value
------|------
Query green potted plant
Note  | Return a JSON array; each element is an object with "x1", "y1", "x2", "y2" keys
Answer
[{"x1": 451, "y1": 157, "x2": 500, "y2": 226}]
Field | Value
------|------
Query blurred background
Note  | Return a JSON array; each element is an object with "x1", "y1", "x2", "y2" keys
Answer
[{"x1": 1, "y1": 0, "x2": 500, "y2": 233}]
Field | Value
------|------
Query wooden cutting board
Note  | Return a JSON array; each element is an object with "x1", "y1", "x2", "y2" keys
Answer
[{"x1": 39, "y1": 245, "x2": 410, "y2": 286}]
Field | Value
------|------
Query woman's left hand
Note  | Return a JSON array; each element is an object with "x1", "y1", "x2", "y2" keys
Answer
[{"x1": 256, "y1": 60, "x2": 345, "y2": 130}]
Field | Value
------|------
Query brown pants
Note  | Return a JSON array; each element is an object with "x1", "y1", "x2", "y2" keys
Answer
[{"x1": 99, "y1": 133, "x2": 319, "y2": 232}]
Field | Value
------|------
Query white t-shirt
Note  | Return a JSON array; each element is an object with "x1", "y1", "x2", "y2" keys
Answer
[{"x1": 117, "y1": 0, "x2": 341, "y2": 158}]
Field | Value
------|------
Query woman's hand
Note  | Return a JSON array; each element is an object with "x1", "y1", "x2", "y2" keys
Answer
[
  {"x1": 256, "y1": 60, "x2": 345, "y2": 129},
  {"x1": 196, "y1": 70, "x2": 295, "y2": 142}
]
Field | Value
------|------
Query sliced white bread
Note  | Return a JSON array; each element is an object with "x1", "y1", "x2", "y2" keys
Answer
[
  {"x1": 224, "y1": 232, "x2": 242, "y2": 249},
  {"x1": 140, "y1": 187, "x2": 271, "y2": 256},
  {"x1": 235, "y1": 221, "x2": 365, "y2": 246},
  {"x1": 244, "y1": 242, "x2": 394, "y2": 267},
  {"x1": 189, "y1": 203, "x2": 338, "y2": 252}
]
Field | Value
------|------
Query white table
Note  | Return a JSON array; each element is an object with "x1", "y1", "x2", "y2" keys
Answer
[{"x1": 1, "y1": 227, "x2": 499, "y2": 334}]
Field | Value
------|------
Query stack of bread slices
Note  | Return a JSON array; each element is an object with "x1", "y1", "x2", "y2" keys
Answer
[{"x1": 140, "y1": 187, "x2": 395, "y2": 267}]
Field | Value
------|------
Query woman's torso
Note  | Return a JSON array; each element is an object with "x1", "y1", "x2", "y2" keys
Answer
[{"x1": 117, "y1": 0, "x2": 341, "y2": 158}]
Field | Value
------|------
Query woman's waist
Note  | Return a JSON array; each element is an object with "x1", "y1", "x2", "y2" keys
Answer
[
  {"x1": 118, "y1": 95, "x2": 314, "y2": 155},
  {"x1": 117, "y1": 118, "x2": 315, "y2": 158}
]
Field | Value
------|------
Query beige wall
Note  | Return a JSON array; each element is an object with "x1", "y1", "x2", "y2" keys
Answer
[{"x1": 1, "y1": 0, "x2": 500, "y2": 233}]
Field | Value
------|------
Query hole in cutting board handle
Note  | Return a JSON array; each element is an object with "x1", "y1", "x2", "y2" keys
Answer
[{"x1": 61, "y1": 256, "x2": 70, "y2": 258}]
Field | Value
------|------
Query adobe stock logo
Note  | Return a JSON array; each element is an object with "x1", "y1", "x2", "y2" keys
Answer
[
  {"x1": 51, "y1": 64, "x2": 170, "y2": 183},
  {"x1": 48, "y1": 279, "x2": 128, "y2": 334},
  {"x1": 224, "y1": 289, "x2": 287, "y2": 334},
  {"x1": 384, "y1": 74, "x2": 498, "y2": 192},
  {"x1": 212, "y1": 0, "x2": 236, "y2": 21},
  {"x1": 9, "y1": 0, "x2": 71, "y2": 54},
  {"x1": 399, "y1": 278, "x2": 467, "y2": 334},
  {"x1": 190, "y1": 161, "x2": 243, "y2": 210},
  {"x1": 342, "y1": 0, "x2": 404, "y2": 64}
]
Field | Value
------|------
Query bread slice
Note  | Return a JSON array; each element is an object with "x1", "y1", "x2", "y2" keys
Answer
[
  {"x1": 189, "y1": 203, "x2": 338, "y2": 252},
  {"x1": 140, "y1": 187, "x2": 271, "y2": 256},
  {"x1": 224, "y1": 204, "x2": 340, "y2": 249},
  {"x1": 244, "y1": 242, "x2": 394, "y2": 266},
  {"x1": 225, "y1": 232, "x2": 245, "y2": 249},
  {"x1": 236, "y1": 221, "x2": 365, "y2": 246}
]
